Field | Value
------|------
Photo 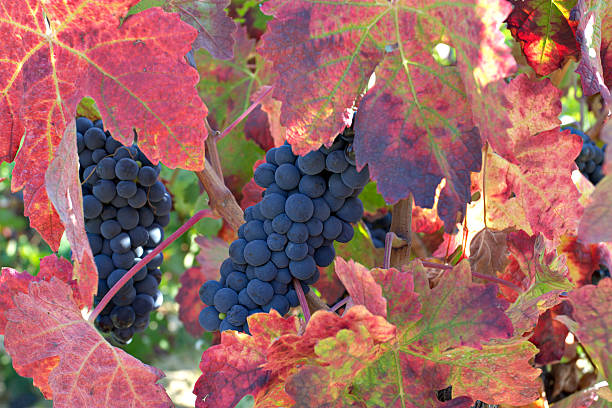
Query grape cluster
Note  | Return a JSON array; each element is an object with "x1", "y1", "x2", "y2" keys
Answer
[
  {"x1": 198, "y1": 129, "x2": 368, "y2": 333},
  {"x1": 591, "y1": 264, "x2": 610, "y2": 285},
  {"x1": 364, "y1": 212, "x2": 392, "y2": 248},
  {"x1": 76, "y1": 117, "x2": 171, "y2": 344},
  {"x1": 569, "y1": 126, "x2": 606, "y2": 185}
]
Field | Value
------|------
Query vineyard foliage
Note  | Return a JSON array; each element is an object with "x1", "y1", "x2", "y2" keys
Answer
[{"x1": 0, "y1": 0, "x2": 611, "y2": 407}]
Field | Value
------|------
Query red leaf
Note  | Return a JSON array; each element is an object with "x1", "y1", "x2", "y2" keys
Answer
[
  {"x1": 559, "y1": 236, "x2": 611, "y2": 287},
  {"x1": 244, "y1": 105, "x2": 274, "y2": 151},
  {"x1": 240, "y1": 159, "x2": 266, "y2": 209},
  {"x1": 46, "y1": 122, "x2": 97, "y2": 306},
  {"x1": 529, "y1": 302, "x2": 571, "y2": 365},
  {"x1": 259, "y1": 0, "x2": 516, "y2": 229},
  {"x1": 506, "y1": 0, "x2": 579, "y2": 76},
  {"x1": 163, "y1": 0, "x2": 237, "y2": 60},
  {"x1": 4, "y1": 278, "x2": 172, "y2": 405},
  {"x1": 334, "y1": 257, "x2": 386, "y2": 318},
  {"x1": 566, "y1": 278, "x2": 612, "y2": 380},
  {"x1": 0, "y1": 268, "x2": 35, "y2": 335},
  {"x1": 370, "y1": 263, "x2": 422, "y2": 326},
  {"x1": 573, "y1": 0, "x2": 612, "y2": 108},
  {"x1": 579, "y1": 176, "x2": 612, "y2": 243},
  {"x1": 313, "y1": 266, "x2": 345, "y2": 305},
  {"x1": 194, "y1": 311, "x2": 299, "y2": 408},
  {"x1": 2, "y1": 1, "x2": 207, "y2": 248},
  {"x1": 176, "y1": 237, "x2": 227, "y2": 337}
]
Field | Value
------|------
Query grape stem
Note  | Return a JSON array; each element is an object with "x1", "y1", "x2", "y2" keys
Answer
[
  {"x1": 419, "y1": 260, "x2": 523, "y2": 294},
  {"x1": 217, "y1": 86, "x2": 274, "y2": 141},
  {"x1": 293, "y1": 279, "x2": 311, "y2": 323},
  {"x1": 88, "y1": 210, "x2": 211, "y2": 323},
  {"x1": 330, "y1": 296, "x2": 351, "y2": 312}
]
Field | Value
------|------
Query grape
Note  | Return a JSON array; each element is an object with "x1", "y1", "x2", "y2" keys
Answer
[
  {"x1": 244, "y1": 207, "x2": 254, "y2": 222},
  {"x1": 263, "y1": 219, "x2": 273, "y2": 235},
  {"x1": 285, "y1": 242, "x2": 308, "y2": 261},
  {"x1": 267, "y1": 233, "x2": 287, "y2": 251},
  {"x1": 80, "y1": 151, "x2": 95, "y2": 170},
  {"x1": 336, "y1": 222, "x2": 354, "y2": 243},
  {"x1": 312, "y1": 198, "x2": 331, "y2": 221},
  {"x1": 116, "y1": 180, "x2": 137, "y2": 198},
  {"x1": 285, "y1": 194, "x2": 314, "y2": 222},
  {"x1": 76, "y1": 117, "x2": 94, "y2": 134},
  {"x1": 85, "y1": 218, "x2": 102, "y2": 234},
  {"x1": 114, "y1": 146, "x2": 136, "y2": 160},
  {"x1": 105, "y1": 137, "x2": 122, "y2": 154},
  {"x1": 271, "y1": 280, "x2": 288, "y2": 295},
  {"x1": 101, "y1": 206, "x2": 117, "y2": 221},
  {"x1": 219, "y1": 319, "x2": 242, "y2": 332},
  {"x1": 107, "y1": 269, "x2": 131, "y2": 288},
  {"x1": 344, "y1": 143, "x2": 356, "y2": 165},
  {"x1": 243, "y1": 220, "x2": 267, "y2": 241},
  {"x1": 151, "y1": 193, "x2": 172, "y2": 216},
  {"x1": 286, "y1": 289, "x2": 299, "y2": 307},
  {"x1": 323, "y1": 216, "x2": 342, "y2": 240},
  {"x1": 95, "y1": 254, "x2": 114, "y2": 279},
  {"x1": 306, "y1": 218, "x2": 323, "y2": 236},
  {"x1": 251, "y1": 204, "x2": 266, "y2": 221},
  {"x1": 255, "y1": 261, "x2": 278, "y2": 281},
  {"x1": 83, "y1": 165, "x2": 100, "y2": 186},
  {"x1": 308, "y1": 234, "x2": 324, "y2": 249},
  {"x1": 275, "y1": 163, "x2": 301, "y2": 190},
  {"x1": 264, "y1": 183, "x2": 288, "y2": 197},
  {"x1": 138, "y1": 166, "x2": 158, "y2": 186},
  {"x1": 96, "y1": 157, "x2": 116, "y2": 179},
  {"x1": 325, "y1": 150, "x2": 349, "y2": 173},
  {"x1": 77, "y1": 133, "x2": 85, "y2": 153},
  {"x1": 112, "y1": 250, "x2": 135, "y2": 269},
  {"x1": 111, "y1": 207, "x2": 136, "y2": 231},
  {"x1": 299, "y1": 174, "x2": 326, "y2": 198},
  {"x1": 129, "y1": 226, "x2": 149, "y2": 247},
  {"x1": 152, "y1": 290, "x2": 163, "y2": 309},
  {"x1": 287, "y1": 223, "x2": 309, "y2": 243},
  {"x1": 101, "y1": 239, "x2": 112, "y2": 256},
  {"x1": 253, "y1": 163, "x2": 277, "y2": 188},
  {"x1": 272, "y1": 214, "x2": 292, "y2": 234},
  {"x1": 328, "y1": 173, "x2": 353, "y2": 198},
  {"x1": 303, "y1": 268, "x2": 320, "y2": 285},
  {"x1": 229, "y1": 239, "x2": 247, "y2": 265},
  {"x1": 134, "y1": 275, "x2": 158, "y2": 295},
  {"x1": 297, "y1": 150, "x2": 326, "y2": 175},
  {"x1": 232, "y1": 262, "x2": 247, "y2": 272},
  {"x1": 262, "y1": 295, "x2": 289, "y2": 315},
  {"x1": 113, "y1": 286, "x2": 137, "y2": 306},
  {"x1": 226, "y1": 272, "x2": 248, "y2": 292},
  {"x1": 322, "y1": 190, "x2": 344, "y2": 212},
  {"x1": 149, "y1": 181, "x2": 166, "y2": 202},
  {"x1": 314, "y1": 245, "x2": 335, "y2": 267},
  {"x1": 139, "y1": 207, "x2": 154, "y2": 227},
  {"x1": 93, "y1": 119, "x2": 104, "y2": 130},
  {"x1": 95, "y1": 315, "x2": 114, "y2": 333},
  {"x1": 132, "y1": 264, "x2": 148, "y2": 281},
  {"x1": 199, "y1": 280, "x2": 223, "y2": 305},
  {"x1": 199, "y1": 306, "x2": 222, "y2": 331},
  {"x1": 320, "y1": 137, "x2": 345, "y2": 154},
  {"x1": 213, "y1": 288, "x2": 239, "y2": 313},
  {"x1": 227, "y1": 304, "x2": 248, "y2": 326},
  {"x1": 271, "y1": 251, "x2": 290, "y2": 268},
  {"x1": 289, "y1": 256, "x2": 316, "y2": 280},
  {"x1": 110, "y1": 306, "x2": 136, "y2": 329},
  {"x1": 83, "y1": 195, "x2": 103, "y2": 219},
  {"x1": 341, "y1": 165, "x2": 369, "y2": 189},
  {"x1": 246, "y1": 279, "x2": 274, "y2": 305},
  {"x1": 92, "y1": 148, "x2": 107, "y2": 163},
  {"x1": 275, "y1": 144, "x2": 296, "y2": 164},
  {"x1": 133, "y1": 315, "x2": 150, "y2": 332},
  {"x1": 336, "y1": 197, "x2": 364, "y2": 223},
  {"x1": 220, "y1": 259, "x2": 234, "y2": 278},
  {"x1": 111, "y1": 194, "x2": 128, "y2": 208},
  {"x1": 585, "y1": 160, "x2": 596, "y2": 173},
  {"x1": 112, "y1": 327, "x2": 135, "y2": 344},
  {"x1": 266, "y1": 148, "x2": 278, "y2": 165},
  {"x1": 144, "y1": 251, "x2": 163, "y2": 270},
  {"x1": 275, "y1": 268, "x2": 292, "y2": 285},
  {"x1": 260, "y1": 193, "x2": 286, "y2": 219},
  {"x1": 157, "y1": 214, "x2": 170, "y2": 227},
  {"x1": 238, "y1": 289, "x2": 258, "y2": 309},
  {"x1": 244, "y1": 240, "x2": 271, "y2": 266},
  {"x1": 110, "y1": 232, "x2": 131, "y2": 254},
  {"x1": 93, "y1": 180, "x2": 116, "y2": 203},
  {"x1": 84, "y1": 127, "x2": 107, "y2": 150},
  {"x1": 245, "y1": 265, "x2": 256, "y2": 280},
  {"x1": 132, "y1": 293, "x2": 155, "y2": 315},
  {"x1": 128, "y1": 188, "x2": 147, "y2": 208}
]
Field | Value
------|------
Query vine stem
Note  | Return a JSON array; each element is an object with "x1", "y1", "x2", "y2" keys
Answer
[
  {"x1": 204, "y1": 118, "x2": 223, "y2": 179},
  {"x1": 419, "y1": 260, "x2": 522, "y2": 294},
  {"x1": 217, "y1": 86, "x2": 274, "y2": 141},
  {"x1": 88, "y1": 210, "x2": 210, "y2": 323},
  {"x1": 293, "y1": 279, "x2": 311, "y2": 323},
  {"x1": 482, "y1": 142, "x2": 488, "y2": 228},
  {"x1": 330, "y1": 296, "x2": 351, "y2": 312},
  {"x1": 389, "y1": 195, "x2": 413, "y2": 268}
]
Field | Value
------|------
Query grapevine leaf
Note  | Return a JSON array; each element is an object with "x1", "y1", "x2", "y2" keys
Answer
[
  {"x1": 565, "y1": 278, "x2": 612, "y2": 382},
  {"x1": 1, "y1": 1, "x2": 207, "y2": 248},
  {"x1": 551, "y1": 382, "x2": 612, "y2": 408},
  {"x1": 504, "y1": 233, "x2": 574, "y2": 336},
  {"x1": 370, "y1": 263, "x2": 422, "y2": 327},
  {"x1": 579, "y1": 176, "x2": 612, "y2": 243},
  {"x1": 245, "y1": 105, "x2": 274, "y2": 151},
  {"x1": 257, "y1": 85, "x2": 287, "y2": 149},
  {"x1": 162, "y1": 0, "x2": 237, "y2": 60},
  {"x1": 506, "y1": 0, "x2": 579, "y2": 76},
  {"x1": 469, "y1": 228, "x2": 509, "y2": 278},
  {"x1": 359, "y1": 182, "x2": 388, "y2": 214},
  {"x1": 240, "y1": 159, "x2": 265, "y2": 209},
  {"x1": 559, "y1": 236, "x2": 612, "y2": 286},
  {"x1": 334, "y1": 258, "x2": 386, "y2": 318},
  {"x1": 176, "y1": 237, "x2": 227, "y2": 336},
  {"x1": 4, "y1": 278, "x2": 172, "y2": 405},
  {"x1": 0, "y1": 268, "x2": 35, "y2": 335},
  {"x1": 46, "y1": 122, "x2": 96, "y2": 307},
  {"x1": 529, "y1": 302, "x2": 571, "y2": 365},
  {"x1": 484, "y1": 127, "x2": 583, "y2": 242},
  {"x1": 194, "y1": 311, "x2": 299, "y2": 408},
  {"x1": 259, "y1": 0, "x2": 515, "y2": 229},
  {"x1": 313, "y1": 266, "x2": 346, "y2": 305},
  {"x1": 573, "y1": 0, "x2": 612, "y2": 108}
]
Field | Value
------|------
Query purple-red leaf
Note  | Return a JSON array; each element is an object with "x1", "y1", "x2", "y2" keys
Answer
[
  {"x1": 334, "y1": 257, "x2": 386, "y2": 318},
  {"x1": 1, "y1": 1, "x2": 207, "y2": 248},
  {"x1": 4, "y1": 278, "x2": 172, "y2": 406},
  {"x1": 579, "y1": 176, "x2": 612, "y2": 243}
]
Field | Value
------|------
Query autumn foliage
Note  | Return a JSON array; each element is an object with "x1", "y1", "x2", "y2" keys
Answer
[{"x1": 0, "y1": 0, "x2": 611, "y2": 407}]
